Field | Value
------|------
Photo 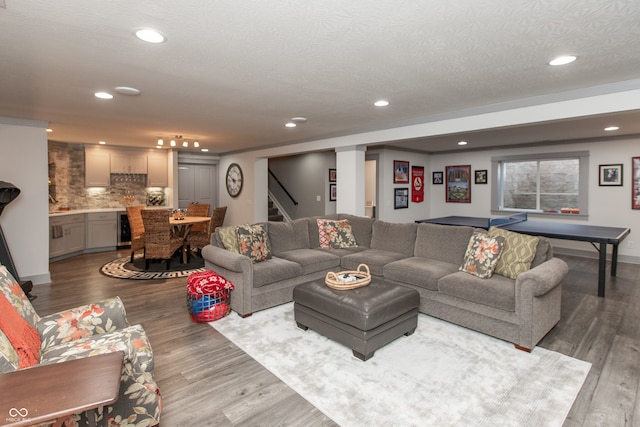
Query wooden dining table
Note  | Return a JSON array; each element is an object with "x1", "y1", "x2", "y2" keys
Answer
[{"x1": 169, "y1": 216, "x2": 210, "y2": 263}]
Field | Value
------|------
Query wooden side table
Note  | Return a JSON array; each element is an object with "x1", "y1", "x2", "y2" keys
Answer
[{"x1": 0, "y1": 351, "x2": 123, "y2": 427}]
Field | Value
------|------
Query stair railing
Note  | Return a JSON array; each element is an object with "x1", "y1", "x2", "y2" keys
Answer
[
  {"x1": 268, "y1": 169, "x2": 298, "y2": 206},
  {"x1": 268, "y1": 190, "x2": 293, "y2": 222}
]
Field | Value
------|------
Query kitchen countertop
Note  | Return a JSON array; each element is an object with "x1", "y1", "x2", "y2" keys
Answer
[{"x1": 49, "y1": 207, "x2": 172, "y2": 217}]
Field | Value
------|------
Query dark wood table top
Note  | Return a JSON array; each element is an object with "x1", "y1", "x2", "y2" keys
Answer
[{"x1": 0, "y1": 351, "x2": 123, "y2": 427}]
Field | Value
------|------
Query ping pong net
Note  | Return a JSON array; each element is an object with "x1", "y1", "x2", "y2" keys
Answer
[{"x1": 490, "y1": 212, "x2": 528, "y2": 228}]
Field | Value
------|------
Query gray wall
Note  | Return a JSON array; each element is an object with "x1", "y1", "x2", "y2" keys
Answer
[{"x1": 269, "y1": 152, "x2": 336, "y2": 219}]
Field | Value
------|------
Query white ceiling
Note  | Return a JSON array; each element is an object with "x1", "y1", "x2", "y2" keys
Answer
[{"x1": 1, "y1": 0, "x2": 640, "y2": 154}]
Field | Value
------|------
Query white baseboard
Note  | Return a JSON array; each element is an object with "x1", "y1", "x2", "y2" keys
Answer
[{"x1": 553, "y1": 247, "x2": 640, "y2": 265}]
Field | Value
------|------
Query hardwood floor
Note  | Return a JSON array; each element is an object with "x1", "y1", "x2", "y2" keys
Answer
[{"x1": 33, "y1": 250, "x2": 639, "y2": 426}]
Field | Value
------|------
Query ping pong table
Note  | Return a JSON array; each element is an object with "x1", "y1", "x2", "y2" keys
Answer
[{"x1": 416, "y1": 212, "x2": 630, "y2": 298}]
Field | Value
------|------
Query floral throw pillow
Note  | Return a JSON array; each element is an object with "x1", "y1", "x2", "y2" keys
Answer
[
  {"x1": 317, "y1": 219, "x2": 358, "y2": 249},
  {"x1": 460, "y1": 232, "x2": 505, "y2": 279},
  {"x1": 236, "y1": 224, "x2": 272, "y2": 263}
]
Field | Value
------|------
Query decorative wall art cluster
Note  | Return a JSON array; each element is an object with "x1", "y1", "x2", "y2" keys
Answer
[
  {"x1": 393, "y1": 160, "x2": 425, "y2": 209},
  {"x1": 430, "y1": 166, "x2": 489, "y2": 203},
  {"x1": 329, "y1": 168, "x2": 336, "y2": 201},
  {"x1": 598, "y1": 159, "x2": 640, "y2": 210}
]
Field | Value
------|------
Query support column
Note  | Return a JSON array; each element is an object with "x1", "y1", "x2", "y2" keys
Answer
[{"x1": 335, "y1": 146, "x2": 366, "y2": 216}]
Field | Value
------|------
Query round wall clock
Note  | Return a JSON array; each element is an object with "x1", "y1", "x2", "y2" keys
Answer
[{"x1": 226, "y1": 163, "x2": 243, "y2": 197}]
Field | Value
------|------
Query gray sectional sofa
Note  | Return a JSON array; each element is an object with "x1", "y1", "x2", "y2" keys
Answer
[{"x1": 201, "y1": 213, "x2": 568, "y2": 351}]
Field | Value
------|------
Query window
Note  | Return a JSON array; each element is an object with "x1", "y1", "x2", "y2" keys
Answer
[{"x1": 491, "y1": 151, "x2": 589, "y2": 215}]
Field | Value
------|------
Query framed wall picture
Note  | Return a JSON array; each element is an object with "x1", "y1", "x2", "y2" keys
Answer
[
  {"x1": 599, "y1": 164, "x2": 622, "y2": 186},
  {"x1": 446, "y1": 165, "x2": 471, "y2": 203},
  {"x1": 432, "y1": 171, "x2": 443, "y2": 185},
  {"x1": 411, "y1": 166, "x2": 424, "y2": 203},
  {"x1": 633, "y1": 157, "x2": 640, "y2": 209},
  {"x1": 474, "y1": 169, "x2": 488, "y2": 184},
  {"x1": 394, "y1": 187, "x2": 409, "y2": 209},
  {"x1": 329, "y1": 183, "x2": 337, "y2": 201},
  {"x1": 394, "y1": 160, "x2": 409, "y2": 183},
  {"x1": 329, "y1": 168, "x2": 336, "y2": 182}
]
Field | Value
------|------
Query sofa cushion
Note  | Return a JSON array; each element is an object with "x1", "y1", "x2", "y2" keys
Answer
[
  {"x1": 317, "y1": 219, "x2": 358, "y2": 248},
  {"x1": 414, "y1": 223, "x2": 475, "y2": 265},
  {"x1": 337, "y1": 214, "x2": 374, "y2": 247},
  {"x1": 276, "y1": 249, "x2": 340, "y2": 275},
  {"x1": 370, "y1": 220, "x2": 417, "y2": 256},
  {"x1": 438, "y1": 271, "x2": 516, "y2": 312},
  {"x1": 236, "y1": 224, "x2": 272, "y2": 263},
  {"x1": 383, "y1": 257, "x2": 459, "y2": 291},
  {"x1": 252, "y1": 257, "x2": 303, "y2": 288},
  {"x1": 488, "y1": 226, "x2": 539, "y2": 279},
  {"x1": 341, "y1": 249, "x2": 407, "y2": 276},
  {"x1": 0, "y1": 329, "x2": 18, "y2": 373},
  {"x1": 0, "y1": 265, "x2": 40, "y2": 327},
  {"x1": 268, "y1": 219, "x2": 310, "y2": 255},
  {"x1": 531, "y1": 237, "x2": 552, "y2": 268},
  {"x1": 315, "y1": 246, "x2": 367, "y2": 258},
  {"x1": 460, "y1": 232, "x2": 505, "y2": 279}
]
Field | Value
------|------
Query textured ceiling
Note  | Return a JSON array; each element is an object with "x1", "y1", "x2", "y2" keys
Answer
[{"x1": 1, "y1": 0, "x2": 639, "y2": 154}]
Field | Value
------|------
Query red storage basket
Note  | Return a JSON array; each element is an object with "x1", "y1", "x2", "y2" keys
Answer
[
  {"x1": 187, "y1": 289, "x2": 230, "y2": 322},
  {"x1": 187, "y1": 270, "x2": 234, "y2": 322}
]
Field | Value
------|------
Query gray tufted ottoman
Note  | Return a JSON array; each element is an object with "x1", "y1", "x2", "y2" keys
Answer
[{"x1": 293, "y1": 279, "x2": 419, "y2": 361}]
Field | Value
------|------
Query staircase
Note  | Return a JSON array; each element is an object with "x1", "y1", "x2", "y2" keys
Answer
[{"x1": 268, "y1": 198, "x2": 284, "y2": 222}]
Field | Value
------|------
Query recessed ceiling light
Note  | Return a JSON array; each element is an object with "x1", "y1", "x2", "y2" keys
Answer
[
  {"x1": 374, "y1": 100, "x2": 389, "y2": 107},
  {"x1": 99, "y1": 141, "x2": 106, "y2": 145},
  {"x1": 457, "y1": 141, "x2": 468, "y2": 146},
  {"x1": 291, "y1": 117, "x2": 307, "y2": 123},
  {"x1": 115, "y1": 86, "x2": 141, "y2": 96},
  {"x1": 201, "y1": 148, "x2": 209, "y2": 152},
  {"x1": 285, "y1": 122, "x2": 296, "y2": 128},
  {"x1": 94, "y1": 92, "x2": 113, "y2": 99},
  {"x1": 133, "y1": 28, "x2": 166, "y2": 43},
  {"x1": 46, "y1": 128, "x2": 53, "y2": 132},
  {"x1": 549, "y1": 55, "x2": 577, "y2": 66},
  {"x1": 604, "y1": 126, "x2": 620, "y2": 131}
]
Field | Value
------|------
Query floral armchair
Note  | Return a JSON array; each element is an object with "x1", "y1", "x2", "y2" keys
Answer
[{"x1": 0, "y1": 265, "x2": 161, "y2": 426}]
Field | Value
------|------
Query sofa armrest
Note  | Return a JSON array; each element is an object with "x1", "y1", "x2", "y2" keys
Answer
[
  {"x1": 36, "y1": 296, "x2": 130, "y2": 348},
  {"x1": 516, "y1": 257, "x2": 569, "y2": 297},
  {"x1": 201, "y1": 244, "x2": 254, "y2": 316},
  {"x1": 38, "y1": 325, "x2": 161, "y2": 425}
]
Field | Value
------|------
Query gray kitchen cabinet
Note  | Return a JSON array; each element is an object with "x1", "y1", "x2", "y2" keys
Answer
[
  {"x1": 85, "y1": 147, "x2": 111, "y2": 187},
  {"x1": 86, "y1": 212, "x2": 117, "y2": 249},
  {"x1": 49, "y1": 214, "x2": 86, "y2": 258},
  {"x1": 147, "y1": 151, "x2": 168, "y2": 187},
  {"x1": 111, "y1": 150, "x2": 147, "y2": 174}
]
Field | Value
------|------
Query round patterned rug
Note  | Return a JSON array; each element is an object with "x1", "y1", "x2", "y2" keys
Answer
[{"x1": 100, "y1": 254, "x2": 205, "y2": 280}]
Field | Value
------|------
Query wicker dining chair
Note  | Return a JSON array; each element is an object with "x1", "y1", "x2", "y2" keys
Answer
[
  {"x1": 186, "y1": 203, "x2": 210, "y2": 233},
  {"x1": 126, "y1": 205, "x2": 145, "y2": 262},
  {"x1": 140, "y1": 209, "x2": 184, "y2": 270},
  {"x1": 186, "y1": 205, "x2": 227, "y2": 254}
]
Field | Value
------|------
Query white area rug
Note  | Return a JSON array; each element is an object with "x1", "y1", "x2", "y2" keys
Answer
[{"x1": 211, "y1": 303, "x2": 590, "y2": 427}]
